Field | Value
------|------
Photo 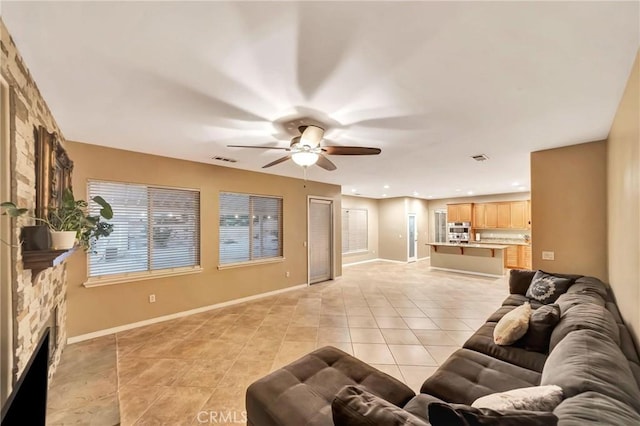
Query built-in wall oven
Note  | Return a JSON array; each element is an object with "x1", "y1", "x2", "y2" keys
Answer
[{"x1": 448, "y1": 222, "x2": 471, "y2": 244}]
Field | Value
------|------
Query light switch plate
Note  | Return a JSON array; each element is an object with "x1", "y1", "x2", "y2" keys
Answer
[{"x1": 542, "y1": 251, "x2": 555, "y2": 261}]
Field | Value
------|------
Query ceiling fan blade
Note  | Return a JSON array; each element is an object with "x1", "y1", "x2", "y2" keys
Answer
[
  {"x1": 322, "y1": 146, "x2": 381, "y2": 155},
  {"x1": 262, "y1": 155, "x2": 291, "y2": 168},
  {"x1": 227, "y1": 145, "x2": 290, "y2": 151},
  {"x1": 315, "y1": 154, "x2": 337, "y2": 171}
]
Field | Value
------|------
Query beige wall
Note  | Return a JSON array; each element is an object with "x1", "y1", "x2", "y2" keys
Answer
[
  {"x1": 341, "y1": 196, "x2": 379, "y2": 265},
  {"x1": 65, "y1": 141, "x2": 341, "y2": 337},
  {"x1": 607, "y1": 51, "x2": 639, "y2": 343},
  {"x1": 530, "y1": 141, "x2": 607, "y2": 279},
  {"x1": 378, "y1": 198, "x2": 408, "y2": 262}
]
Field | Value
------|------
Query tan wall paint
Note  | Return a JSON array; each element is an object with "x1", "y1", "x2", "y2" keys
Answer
[
  {"x1": 65, "y1": 141, "x2": 341, "y2": 337},
  {"x1": 406, "y1": 197, "x2": 430, "y2": 259},
  {"x1": 531, "y1": 141, "x2": 607, "y2": 280},
  {"x1": 341, "y1": 196, "x2": 379, "y2": 265},
  {"x1": 607, "y1": 51, "x2": 640, "y2": 343},
  {"x1": 378, "y1": 198, "x2": 408, "y2": 262}
]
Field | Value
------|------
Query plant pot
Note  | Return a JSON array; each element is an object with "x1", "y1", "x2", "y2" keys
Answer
[
  {"x1": 50, "y1": 231, "x2": 77, "y2": 250},
  {"x1": 20, "y1": 225, "x2": 51, "y2": 251}
]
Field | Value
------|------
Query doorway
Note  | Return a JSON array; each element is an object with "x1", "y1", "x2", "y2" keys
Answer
[
  {"x1": 408, "y1": 213, "x2": 417, "y2": 262},
  {"x1": 308, "y1": 198, "x2": 333, "y2": 284}
]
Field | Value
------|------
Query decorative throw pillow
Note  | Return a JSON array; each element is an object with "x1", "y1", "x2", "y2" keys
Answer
[
  {"x1": 525, "y1": 270, "x2": 573, "y2": 304},
  {"x1": 471, "y1": 385, "x2": 563, "y2": 411},
  {"x1": 332, "y1": 385, "x2": 429, "y2": 426},
  {"x1": 493, "y1": 302, "x2": 531, "y2": 345},
  {"x1": 519, "y1": 304, "x2": 561, "y2": 353},
  {"x1": 428, "y1": 402, "x2": 559, "y2": 426}
]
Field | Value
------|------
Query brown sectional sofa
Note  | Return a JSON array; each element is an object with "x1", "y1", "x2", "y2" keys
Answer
[{"x1": 246, "y1": 271, "x2": 640, "y2": 425}]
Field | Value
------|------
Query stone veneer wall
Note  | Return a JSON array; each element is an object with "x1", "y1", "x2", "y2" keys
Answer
[{"x1": 1, "y1": 19, "x2": 67, "y2": 382}]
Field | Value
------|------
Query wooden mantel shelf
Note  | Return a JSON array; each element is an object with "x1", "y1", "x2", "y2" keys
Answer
[{"x1": 22, "y1": 248, "x2": 76, "y2": 280}]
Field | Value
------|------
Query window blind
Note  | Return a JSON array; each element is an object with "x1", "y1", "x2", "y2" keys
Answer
[
  {"x1": 88, "y1": 181, "x2": 200, "y2": 277},
  {"x1": 219, "y1": 193, "x2": 282, "y2": 265},
  {"x1": 342, "y1": 208, "x2": 367, "y2": 253}
]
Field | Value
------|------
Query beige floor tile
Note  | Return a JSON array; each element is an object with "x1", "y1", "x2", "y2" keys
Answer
[
  {"x1": 380, "y1": 329, "x2": 420, "y2": 345},
  {"x1": 412, "y1": 330, "x2": 459, "y2": 346},
  {"x1": 47, "y1": 393, "x2": 120, "y2": 426},
  {"x1": 375, "y1": 317, "x2": 408, "y2": 329},
  {"x1": 403, "y1": 317, "x2": 440, "y2": 330},
  {"x1": 445, "y1": 330, "x2": 475, "y2": 346},
  {"x1": 388, "y1": 345, "x2": 438, "y2": 366},
  {"x1": 118, "y1": 384, "x2": 167, "y2": 425},
  {"x1": 316, "y1": 342, "x2": 353, "y2": 355},
  {"x1": 317, "y1": 327, "x2": 351, "y2": 343},
  {"x1": 425, "y1": 345, "x2": 460, "y2": 365},
  {"x1": 370, "y1": 364, "x2": 405, "y2": 382},
  {"x1": 395, "y1": 307, "x2": 426, "y2": 318},
  {"x1": 352, "y1": 344, "x2": 395, "y2": 364},
  {"x1": 347, "y1": 316, "x2": 378, "y2": 328},
  {"x1": 399, "y1": 365, "x2": 439, "y2": 393},
  {"x1": 345, "y1": 306, "x2": 373, "y2": 316},
  {"x1": 272, "y1": 341, "x2": 317, "y2": 369},
  {"x1": 349, "y1": 328, "x2": 385, "y2": 343},
  {"x1": 419, "y1": 308, "x2": 456, "y2": 318},
  {"x1": 431, "y1": 318, "x2": 473, "y2": 331},
  {"x1": 461, "y1": 318, "x2": 487, "y2": 329},
  {"x1": 133, "y1": 386, "x2": 213, "y2": 425},
  {"x1": 319, "y1": 315, "x2": 349, "y2": 327},
  {"x1": 124, "y1": 357, "x2": 193, "y2": 388},
  {"x1": 284, "y1": 326, "x2": 319, "y2": 342},
  {"x1": 369, "y1": 306, "x2": 399, "y2": 317}
]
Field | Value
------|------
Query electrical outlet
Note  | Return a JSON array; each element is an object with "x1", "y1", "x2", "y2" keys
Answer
[
  {"x1": 542, "y1": 251, "x2": 555, "y2": 261},
  {"x1": 149, "y1": 294, "x2": 156, "y2": 303},
  {"x1": 285, "y1": 271, "x2": 290, "y2": 278}
]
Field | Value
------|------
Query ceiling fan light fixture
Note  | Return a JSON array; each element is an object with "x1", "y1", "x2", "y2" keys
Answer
[
  {"x1": 299, "y1": 125, "x2": 324, "y2": 147},
  {"x1": 291, "y1": 151, "x2": 319, "y2": 167}
]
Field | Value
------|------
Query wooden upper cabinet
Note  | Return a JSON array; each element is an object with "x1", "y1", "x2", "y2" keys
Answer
[
  {"x1": 510, "y1": 201, "x2": 527, "y2": 229},
  {"x1": 497, "y1": 203, "x2": 511, "y2": 228},
  {"x1": 447, "y1": 203, "x2": 472, "y2": 223},
  {"x1": 484, "y1": 203, "x2": 498, "y2": 228},
  {"x1": 473, "y1": 204, "x2": 486, "y2": 228}
]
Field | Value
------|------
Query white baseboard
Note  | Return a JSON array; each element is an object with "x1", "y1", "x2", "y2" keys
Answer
[
  {"x1": 343, "y1": 258, "x2": 383, "y2": 267},
  {"x1": 417, "y1": 256, "x2": 430, "y2": 262},
  {"x1": 67, "y1": 283, "x2": 308, "y2": 344},
  {"x1": 429, "y1": 266, "x2": 504, "y2": 278},
  {"x1": 376, "y1": 258, "x2": 407, "y2": 264}
]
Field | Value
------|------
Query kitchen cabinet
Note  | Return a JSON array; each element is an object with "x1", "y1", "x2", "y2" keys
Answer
[
  {"x1": 504, "y1": 245, "x2": 519, "y2": 268},
  {"x1": 518, "y1": 245, "x2": 532, "y2": 269},
  {"x1": 510, "y1": 201, "x2": 527, "y2": 229},
  {"x1": 473, "y1": 204, "x2": 486, "y2": 228},
  {"x1": 484, "y1": 203, "x2": 498, "y2": 228},
  {"x1": 447, "y1": 203, "x2": 472, "y2": 223},
  {"x1": 497, "y1": 203, "x2": 511, "y2": 228}
]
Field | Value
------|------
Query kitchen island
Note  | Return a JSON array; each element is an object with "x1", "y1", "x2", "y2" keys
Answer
[{"x1": 427, "y1": 243, "x2": 508, "y2": 277}]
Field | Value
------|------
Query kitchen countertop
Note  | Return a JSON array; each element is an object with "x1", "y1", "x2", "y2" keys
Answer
[
  {"x1": 427, "y1": 242, "x2": 509, "y2": 250},
  {"x1": 475, "y1": 240, "x2": 530, "y2": 246}
]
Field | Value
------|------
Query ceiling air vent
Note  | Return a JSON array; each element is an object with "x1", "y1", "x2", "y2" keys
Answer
[
  {"x1": 212, "y1": 156, "x2": 237, "y2": 163},
  {"x1": 471, "y1": 154, "x2": 489, "y2": 162}
]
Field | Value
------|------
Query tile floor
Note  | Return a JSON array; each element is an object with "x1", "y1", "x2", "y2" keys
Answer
[{"x1": 46, "y1": 260, "x2": 509, "y2": 425}]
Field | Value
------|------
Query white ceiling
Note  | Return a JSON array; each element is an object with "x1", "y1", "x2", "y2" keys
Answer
[{"x1": 2, "y1": 1, "x2": 638, "y2": 199}]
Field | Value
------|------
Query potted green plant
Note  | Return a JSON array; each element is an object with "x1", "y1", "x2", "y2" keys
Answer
[{"x1": 1, "y1": 188, "x2": 114, "y2": 251}]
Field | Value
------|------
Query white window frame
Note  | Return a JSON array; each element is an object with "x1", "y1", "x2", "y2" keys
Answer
[
  {"x1": 342, "y1": 208, "x2": 368, "y2": 254},
  {"x1": 218, "y1": 192, "x2": 284, "y2": 269},
  {"x1": 84, "y1": 180, "x2": 202, "y2": 287}
]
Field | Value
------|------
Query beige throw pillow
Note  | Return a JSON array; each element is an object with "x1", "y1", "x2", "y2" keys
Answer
[
  {"x1": 471, "y1": 385, "x2": 563, "y2": 411},
  {"x1": 493, "y1": 302, "x2": 531, "y2": 345}
]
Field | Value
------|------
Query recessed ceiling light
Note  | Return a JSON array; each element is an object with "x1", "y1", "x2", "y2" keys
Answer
[
  {"x1": 427, "y1": 195, "x2": 433, "y2": 198},
  {"x1": 351, "y1": 188, "x2": 357, "y2": 192},
  {"x1": 382, "y1": 194, "x2": 387, "y2": 197},
  {"x1": 383, "y1": 185, "x2": 390, "y2": 189},
  {"x1": 467, "y1": 191, "x2": 474, "y2": 195},
  {"x1": 455, "y1": 189, "x2": 461, "y2": 192},
  {"x1": 512, "y1": 182, "x2": 520, "y2": 187},
  {"x1": 518, "y1": 186, "x2": 527, "y2": 191},
  {"x1": 413, "y1": 192, "x2": 419, "y2": 196}
]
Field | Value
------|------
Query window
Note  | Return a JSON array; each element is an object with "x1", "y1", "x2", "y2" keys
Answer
[
  {"x1": 434, "y1": 210, "x2": 447, "y2": 243},
  {"x1": 219, "y1": 193, "x2": 283, "y2": 265},
  {"x1": 88, "y1": 181, "x2": 200, "y2": 278},
  {"x1": 342, "y1": 208, "x2": 367, "y2": 253}
]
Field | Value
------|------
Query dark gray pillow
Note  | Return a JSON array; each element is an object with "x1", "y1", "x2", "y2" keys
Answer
[
  {"x1": 520, "y1": 304, "x2": 560, "y2": 353},
  {"x1": 427, "y1": 402, "x2": 558, "y2": 426},
  {"x1": 525, "y1": 271, "x2": 573, "y2": 304},
  {"x1": 509, "y1": 269, "x2": 536, "y2": 295},
  {"x1": 332, "y1": 385, "x2": 429, "y2": 426}
]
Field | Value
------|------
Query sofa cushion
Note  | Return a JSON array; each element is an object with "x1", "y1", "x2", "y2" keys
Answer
[
  {"x1": 420, "y1": 349, "x2": 541, "y2": 405},
  {"x1": 463, "y1": 322, "x2": 547, "y2": 372},
  {"x1": 246, "y1": 346, "x2": 415, "y2": 426},
  {"x1": 403, "y1": 394, "x2": 445, "y2": 422},
  {"x1": 552, "y1": 391, "x2": 640, "y2": 426},
  {"x1": 501, "y1": 294, "x2": 543, "y2": 309},
  {"x1": 519, "y1": 304, "x2": 560, "y2": 353},
  {"x1": 508, "y1": 269, "x2": 536, "y2": 295},
  {"x1": 541, "y1": 329, "x2": 640, "y2": 413},
  {"x1": 525, "y1": 271, "x2": 572, "y2": 304},
  {"x1": 332, "y1": 385, "x2": 429, "y2": 426},
  {"x1": 554, "y1": 292, "x2": 604, "y2": 315},
  {"x1": 427, "y1": 402, "x2": 558, "y2": 426},
  {"x1": 493, "y1": 302, "x2": 531, "y2": 345},
  {"x1": 470, "y1": 385, "x2": 563, "y2": 411},
  {"x1": 619, "y1": 324, "x2": 640, "y2": 364},
  {"x1": 605, "y1": 301, "x2": 624, "y2": 323},
  {"x1": 566, "y1": 276, "x2": 608, "y2": 301},
  {"x1": 549, "y1": 303, "x2": 619, "y2": 352}
]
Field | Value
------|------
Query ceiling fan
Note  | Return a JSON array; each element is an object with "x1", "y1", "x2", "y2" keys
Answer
[{"x1": 227, "y1": 124, "x2": 381, "y2": 171}]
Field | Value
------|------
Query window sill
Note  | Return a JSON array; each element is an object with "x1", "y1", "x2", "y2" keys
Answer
[
  {"x1": 83, "y1": 266, "x2": 203, "y2": 288},
  {"x1": 343, "y1": 250, "x2": 369, "y2": 255},
  {"x1": 218, "y1": 257, "x2": 285, "y2": 270}
]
